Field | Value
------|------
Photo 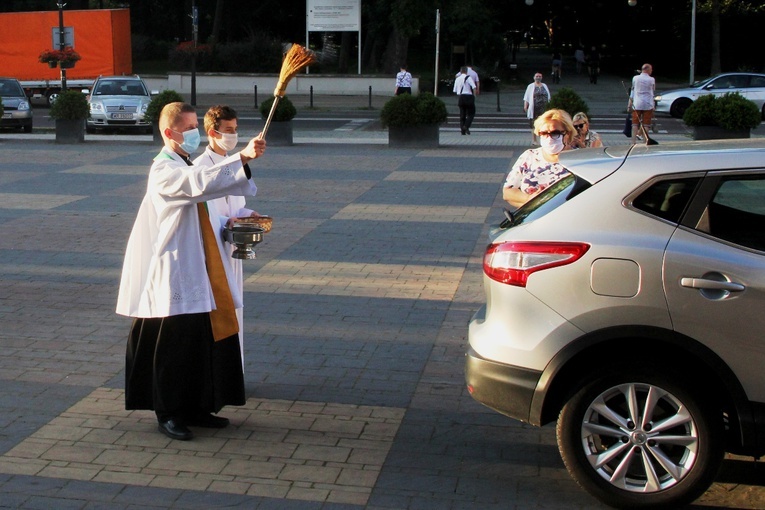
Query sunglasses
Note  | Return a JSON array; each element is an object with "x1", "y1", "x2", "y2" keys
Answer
[
  {"x1": 574, "y1": 123, "x2": 586, "y2": 129},
  {"x1": 539, "y1": 130, "x2": 564, "y2": 138}
]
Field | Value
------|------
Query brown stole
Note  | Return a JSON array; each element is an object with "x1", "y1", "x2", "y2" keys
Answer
[{"x1": 196, "y1": 202, "x2": 239, "y2": 341}]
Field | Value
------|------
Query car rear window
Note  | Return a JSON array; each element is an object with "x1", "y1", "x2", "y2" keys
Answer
[
  {"x1": 502, "y1": 174, "x2": 586, "y2": 228},
  {"x1": 632, "y1": 177, "x2": 701, "y2": 224}
]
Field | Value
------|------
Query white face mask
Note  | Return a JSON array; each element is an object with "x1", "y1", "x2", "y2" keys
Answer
[
  {"x1": 540, "y1": 135, "x2": 565, "y2": 154},
  {"x1": 214, "y1": 130, "x2": 238, "y2": 152}
]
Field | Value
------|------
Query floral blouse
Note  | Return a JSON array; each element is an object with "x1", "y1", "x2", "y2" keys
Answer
[{"x1": 504, "y1": 148, "x2": 570, "y2": 196}]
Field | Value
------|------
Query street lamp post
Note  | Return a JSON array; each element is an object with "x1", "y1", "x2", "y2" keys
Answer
[
  {"x1": 57, "y1": 1, "x2": 67, "y2": 91},
  {"x1": 689, "y1": 0, "x2": 696, "y2": 84},
  {"x1": 190, "y1": 0, "x2": 198, "y2": 106}
]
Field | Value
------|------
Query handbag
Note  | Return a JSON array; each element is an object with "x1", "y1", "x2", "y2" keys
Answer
[{"x1": 623, "y1": 114, "x2": 632, "y2": 137}]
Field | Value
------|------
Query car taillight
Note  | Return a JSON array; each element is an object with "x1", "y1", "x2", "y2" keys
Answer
[{"x1": 483, "y1": 241, "x2": 590, "y2": 287}]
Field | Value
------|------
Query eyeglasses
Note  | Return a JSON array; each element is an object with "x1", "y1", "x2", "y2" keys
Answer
[
  {"x1": 574, "y1": 123, "x2": 586, "y2": 129},
  {"x1": 539, "y1": 130, "x2": 564, "y2": 139}
]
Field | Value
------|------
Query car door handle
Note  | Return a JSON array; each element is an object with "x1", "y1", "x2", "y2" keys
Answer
[{"x1": 680, "y1": 277, "x2": 745, "y2": 292}]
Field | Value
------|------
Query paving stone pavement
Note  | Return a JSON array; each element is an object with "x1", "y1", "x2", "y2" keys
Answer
[{"x1": 1, "y1": 61, "x2": 765, "y2": 509}]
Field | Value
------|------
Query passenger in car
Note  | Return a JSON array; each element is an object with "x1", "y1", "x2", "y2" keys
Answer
[{"x1": 502, "y1": 108, "x2": 576, "y2": 209}]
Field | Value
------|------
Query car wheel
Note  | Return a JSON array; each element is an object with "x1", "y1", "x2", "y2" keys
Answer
[
  {"x1": 669, "y1": 98, "x2": 693, "y2": 118},
  {"x1": 556, "y1": 371, "x2": 723, "y2": 509},
  {"x1": 23, "y1": 124, "x2": 32, "y2": 134},
  {"x1": 46, "y1": 92, "x2": 59, "y2": 106}
]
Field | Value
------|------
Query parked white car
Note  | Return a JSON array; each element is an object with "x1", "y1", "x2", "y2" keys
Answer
[{"x1": 654, "y1": 72, "x2": 765, "y2": 118}]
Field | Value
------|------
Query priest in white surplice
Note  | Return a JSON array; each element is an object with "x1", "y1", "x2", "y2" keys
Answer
[{"x1": 116, "y1": 101, "x2": 266, "y2": 441}]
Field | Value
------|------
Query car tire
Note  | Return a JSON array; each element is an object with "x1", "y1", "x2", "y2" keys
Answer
[
  {"x1": 556, "y1": 370, "x2": 723, "y2": 509},
  {"x1": 669, "y1": 98, "x2": 693, "y2": 118},
  {"x1": 23, "y1": 124, "x2": 32, "y2": 134}
]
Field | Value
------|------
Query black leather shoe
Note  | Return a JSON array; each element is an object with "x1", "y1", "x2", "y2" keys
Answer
[
  {"x1": 158, "y1": 418, "x2": 193, "y2": 440},
  {"x1": 185, "y1": 412, "x2": 230, "y2": 429}
]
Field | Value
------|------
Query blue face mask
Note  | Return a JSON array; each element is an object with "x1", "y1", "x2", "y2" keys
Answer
[{"x1": 173, "y1": 127, "x2": 201, "y2": 153}]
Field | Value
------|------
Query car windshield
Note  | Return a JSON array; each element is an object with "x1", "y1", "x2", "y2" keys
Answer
[
  {"x1": 0, "y1": 79, "x2": 25, "y2": 97},
  {"x1": 503, "y1": 174, "x2": 589, "y2": 228},
  {"x1": 95, "y1": 81, "x2": 147, "y2": 96}
]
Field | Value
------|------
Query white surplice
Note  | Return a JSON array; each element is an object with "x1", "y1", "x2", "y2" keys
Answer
[
  {"x1": 194, "y1": 147, "x2": 255, "y2": 363},
  {"x1": 116, "y1": 146, "x2": 257, "y2": 319}
]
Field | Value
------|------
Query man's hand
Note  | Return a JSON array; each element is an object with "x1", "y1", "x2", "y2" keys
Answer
[{"x1": 239, "y1": 135, "x2": 267, "y2": 164}]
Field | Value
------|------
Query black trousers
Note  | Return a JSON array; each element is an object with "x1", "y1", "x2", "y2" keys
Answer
[
  {"x1": 125, "y1": 313, "x2": 245, "y2": 421},
  {"x1": 458, "y1": 95, "x2": 476, "y2": 131}
]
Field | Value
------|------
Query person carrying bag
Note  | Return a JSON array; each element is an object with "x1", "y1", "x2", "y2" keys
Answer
[{"x1": 454, "y1": 66, "x2": 477, "y2": 135}]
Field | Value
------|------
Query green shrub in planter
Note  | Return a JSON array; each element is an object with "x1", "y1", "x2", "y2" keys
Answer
[
  {"x1": 380, "y1": 92, "x2": 447, "y2": 127},
  {"x1": 144, "y1": 90, "x2": 184, "y2": 124},
  {"x1": 259, "y1": 96, "x2": 297, "y2": 122},
  {"x1": 415, "y1": 92, "x2": 448, "y2": 125},
  {"x1": 547, "y1": 87, "x2": 589, "y2": 117},
  {"x1": 683, "y1": 92, "x2": 760, "y2": 131},
  {"x1": 682, "y1": 94, "x2": 718, "y2": 128},
  {"x1": 49, "y1": 89, "x2": 89, "y2": 120}
]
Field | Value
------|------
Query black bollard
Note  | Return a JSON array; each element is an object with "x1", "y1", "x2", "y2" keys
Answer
[
  {"x1": 496, "y1": 84, "x2": 501, "y2": 112},
  {"x1": 369, "y1": 86, "x2": 372, "y2": 109},
  {"x1": 310, "y1": 85, "x2": 314, "y2": 108},
  {"x1": 254, "y1": 85, "x2": 258, "y2": 109}
]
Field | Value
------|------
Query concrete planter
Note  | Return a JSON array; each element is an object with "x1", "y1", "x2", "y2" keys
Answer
[
  {"x1": 388, "y1": 124, "x2": 440, "y2": 148},
  {"x1": 55, "y1": 119, "x2": 85, "y2": 144},
  {"x1": 265, "y1": 121, "x2": 293, "y2": 146},
  {"x1": 692, "y1": 125, "x2": 751, "y2": 140}
]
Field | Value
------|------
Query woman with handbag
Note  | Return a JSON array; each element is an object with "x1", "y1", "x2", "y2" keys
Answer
[{"x1": 453, "y1": 66, "x2": 477, "y2": 135}]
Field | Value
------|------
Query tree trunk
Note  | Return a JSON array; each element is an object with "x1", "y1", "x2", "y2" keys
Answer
[
  {"x1": 382, "y1": 27, "x2": 408, "y2": 75},
  {"x1": 338, "y1": 32, "x2": 352, "y2": 74},
  {"x1": 211, "y1": 0, "x2": 225, "y2": 45},
  {"x1": 710, "y1": 0, "x2": 721, "y2": 75}
]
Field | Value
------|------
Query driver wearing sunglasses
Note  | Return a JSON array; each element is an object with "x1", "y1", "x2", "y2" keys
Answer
[
  {"x1": 502, "y1": 108, "x2": 577, "y2": 209},
  {"x1": 569, "y1": 112, "x2": 603, "y2": 149}
]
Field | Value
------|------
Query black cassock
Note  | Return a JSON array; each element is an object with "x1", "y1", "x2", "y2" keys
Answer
[{"x1": 125, "y1": 312, "x2": 245, "y2": 419}]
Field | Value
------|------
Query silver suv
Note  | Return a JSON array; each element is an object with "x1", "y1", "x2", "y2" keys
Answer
[
  {"x1": 86, "y1": 75, "x2": 155, "y2": 133},
  {"x1": 466, "y1": 139, "x2": 765, "y2": 509},
  {"x1": 0, "y1": 77, "x2": 33, "y2": 133}
]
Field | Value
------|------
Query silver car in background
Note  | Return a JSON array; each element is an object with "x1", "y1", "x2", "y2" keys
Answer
[
  {"x1": 0, "y1": 77, "x2": 33, "y2": 133},
  {"x1": 466, "y1": 139, "x2": 765, "y2": 509},
  {"x1": 654, "y1": 72, "x2": 765, "y2": 118},
  {"x1": 86, "y1": 75, "x2": 155, "y2": 133}
]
